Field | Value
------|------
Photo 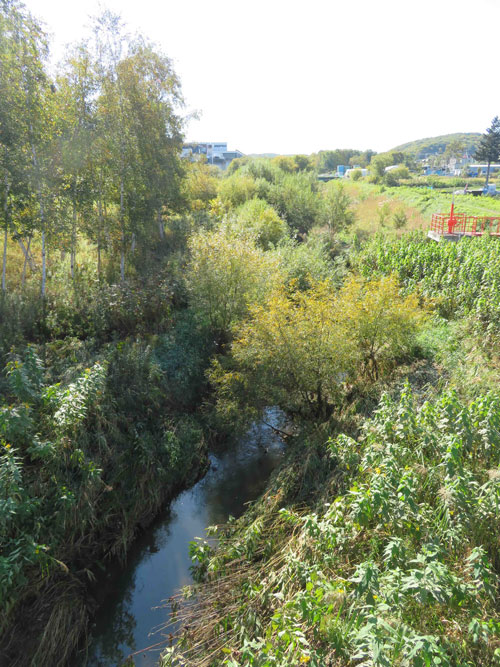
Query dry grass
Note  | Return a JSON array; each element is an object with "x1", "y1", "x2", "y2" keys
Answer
[{"x1": 344, "y1": 182, "x2": 426, "y2": 236}]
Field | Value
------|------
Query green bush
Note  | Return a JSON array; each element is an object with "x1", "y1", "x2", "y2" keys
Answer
[
  {"x1": 267, "y1": 172, "x2": 320, "y2": 236},
  {"x1": 230, "y1": 198, "x2": 289, "y2": 249}
]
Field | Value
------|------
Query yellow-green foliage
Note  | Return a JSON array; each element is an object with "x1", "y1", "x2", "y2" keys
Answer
[
  {"x1": 339, "y1": 275, "x2": 426, "y2": 381},
  {"x1": 211, "y1": 276, "x2": 426, "y2": 420},
  {"x1": 271, "y1": 155, "x2": 298, "y2": 173},
  {"x1": 217, "y1": 173, "x2": 257, "y2": 210},
  {"x1": 186, "y1": 227, "x2": 282, "y2": 337},
  {"x1": 182, "y1": 161, "x2": 219, "y2": 211},
  {"x1": 220, "y1": 280, "x2": 355, "y2": 420},
  {"x1": 230, "y1": 198, "x2": 289, "y2": 249}
]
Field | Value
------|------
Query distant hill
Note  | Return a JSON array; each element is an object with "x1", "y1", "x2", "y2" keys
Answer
[{"x1": 390, "y1": 133, "x2": 481, "y2": 159}]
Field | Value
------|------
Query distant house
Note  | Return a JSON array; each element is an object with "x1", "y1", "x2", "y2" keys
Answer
[
  {"x1": 345, "y1": 168, "x2": 368, "y2": 178},
  {"x1": 181, "y1": 142, "x2": 244, "y2": 169},
  {"x1": 466, "y1": 164, "x2": 500, "y2": 177}
]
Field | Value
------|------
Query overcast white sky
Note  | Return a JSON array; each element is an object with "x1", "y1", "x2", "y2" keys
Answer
[{"x1": 24, "y1": 0, "x2": 500, "y2": 155}]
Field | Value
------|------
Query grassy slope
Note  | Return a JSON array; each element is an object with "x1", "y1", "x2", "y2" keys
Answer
[
  {"x1": 343, "y1": 181, "x2": 500, "y2": 237},
  {"x1": 390, "y1": 132, "x2": 481, "y2": 158}
]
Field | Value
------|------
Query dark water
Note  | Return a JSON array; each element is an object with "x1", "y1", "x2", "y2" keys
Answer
[{"x1": 84, "y1": 409, "x2": 286, "y2": 666}]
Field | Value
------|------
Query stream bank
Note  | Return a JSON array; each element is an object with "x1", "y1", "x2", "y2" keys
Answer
[{"x1": 83, "y1": 408, "x2": 287, "y2": 666}]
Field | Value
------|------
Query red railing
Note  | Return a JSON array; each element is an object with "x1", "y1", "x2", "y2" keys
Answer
[{"x1": 430, "y1": 213, "x2": 500, "y2": 236}]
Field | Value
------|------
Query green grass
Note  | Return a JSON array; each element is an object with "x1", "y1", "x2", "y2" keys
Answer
[{"x1": 341, "y1": 181, "x2": 500, "y2": 239}]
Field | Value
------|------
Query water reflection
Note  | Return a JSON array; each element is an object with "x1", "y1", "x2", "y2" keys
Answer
[{"x1": 84, "y1": 410, "x2": 286, "y2": 666}]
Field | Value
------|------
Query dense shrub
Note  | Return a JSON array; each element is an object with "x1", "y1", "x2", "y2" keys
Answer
[
  {"x1": 267, "y1": 173, "x2": 320, "y2": 235},
  {"x1": 230, "y1": 198, "x2": 289, "y2": 249},
  {"x1": 210, "y1": 276, "x2": 425, "y2": 421},
  {"x1": 185, "y1": 227, "x2": 282, "y2": 340},
  {"x1": 167, "y1": 387, "x2": 500, "y2": 666},
  {"x1": 0, "y1": 343, "x2": 205, "y2": 661}
]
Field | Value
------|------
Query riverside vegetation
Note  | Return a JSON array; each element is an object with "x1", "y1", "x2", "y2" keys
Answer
[{"x1": 2, "y1": 3, "x2": 500, "y2": 665}]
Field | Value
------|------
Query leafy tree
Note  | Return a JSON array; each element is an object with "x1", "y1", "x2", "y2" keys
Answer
[
  {"x1": 271, "y1": 155, "x2": 297, "y2": 173},
  {"x1": 370, "y1": 152, "x2": 406, "y2": 182},
  {"x1": 210, "y1": 280, "x2": 354, "y2": 420},
  {"x1": 243, "y1": 159, "x2": 280, "y2": 183},
  {"x1": 268, "y1": 172, "x2": 319, "y2": 236},
  {"x1": 316, "y1": 149, "x2": 362, "y2": 172},
  {"x1": 384, "y1": 164, "x2": 410, "y2": 186},
  {"x1": 6, "y1": 0, "x2": 52, "y2": 296},
  {"x1": 117, "y1": 41, "x2": 184, "y2": 242},
  {"x1": 217, "y1": 173, "x2": 257, "y2": 210},
  {"x1": 185, "y1": 227, "x2": 282, "y2": 344},
  {"x1": 183, "y1": 160, "x2": 218, "y2": 211},
  {"x1": 474, "y1": 116, "x2": 500, "y2": 186},
  {"x1": 0, "y1": 1, "x2": 28, "y2": 290},
  {"x1": 293, "y1": 154, "x2": 312, "y2": 171},
  {"x1": 321, "y1": 181, "x2": 355, "y2": 234},
  {"x1": 339, "y1": 275, "x2": 425, "y2": 380},
  {"x1": 349, "y1": 149, "x2": 376, "y2": 168},
  {"x1": 211, "y1": 275, "x2": 425, "y2": 420},
  {"x1": 56, "y1": 43, "x2": 97, "y2": 278},
  {"x1": 230, "y1": 198, "x2": 288, "y2": 249},
  {"x1": 92, "y1": 12, "x2": 184, "y2": 279}
]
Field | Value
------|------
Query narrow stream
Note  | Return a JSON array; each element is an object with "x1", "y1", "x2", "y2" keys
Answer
[{"x1": 85, "y1": 409, "x2": 286, "y2": 666}]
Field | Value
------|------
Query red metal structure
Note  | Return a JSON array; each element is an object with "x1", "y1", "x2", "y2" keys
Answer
[{"x1": 429, "y1": 201, "x2": 500, "y2": 238}]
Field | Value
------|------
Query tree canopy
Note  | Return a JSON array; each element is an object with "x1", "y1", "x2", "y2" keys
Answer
[
  {"x1": 475, "y1": 116, "x2": 500, "y2": 186},
  {"x1": 0, "y1": 2, "x2": 185, "y2": 291}
]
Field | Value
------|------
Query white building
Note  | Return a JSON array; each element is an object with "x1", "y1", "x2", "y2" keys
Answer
[{"x1": 181, "y1": 142, "x2": 244, "y2": 169}]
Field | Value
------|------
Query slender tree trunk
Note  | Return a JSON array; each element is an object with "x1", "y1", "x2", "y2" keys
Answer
[
  {"x1": 16, "y1": 236, "x2": 36, "y2": 271},
  {"x1": 28, "y1": 123, "x2": 45, "y2": 296},
  {"x1": 131, "y1": 232, "x2": 136, "y2": 253},
  {"x1": 97, "y1": 209, "x2": 102, "y2": 280},
  {"x1": 2, "y1": 172, "x2": 10, "y2": 292},
  {"x1": 71, "y1": 199, "x2": 76, "y2": 279},
  {"x1": 2, "y1": 227, "x2": 7, "y2": 293},
  {"x1": 120, "y1": 176, "x2": 125, "y2": 281},
  {"x1": 97, "y1": 181, "x2": 104, "y2": 279},
  {"x1": 158, "y1": 207, "x2": 164, "y2": 239},
  {"x1": 41, "y1": 227, "x2": 46, "y2": 298},
  {"x1": 120, "y1": 234, "x2": 125, "y2": 281},
  {"x1": 37, "y1": 188, "x2": 46, "y2": 297},
  {"x1": 486, "y1": 161, "x2": 491, "y2": 187},
  {"x1": 22, "y1": 235, "x2": 32, "y2": 286}
]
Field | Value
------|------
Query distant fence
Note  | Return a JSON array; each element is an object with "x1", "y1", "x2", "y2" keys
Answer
[{"x1": 430, "y1": 213, "x2": 500, "y2": 236}]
